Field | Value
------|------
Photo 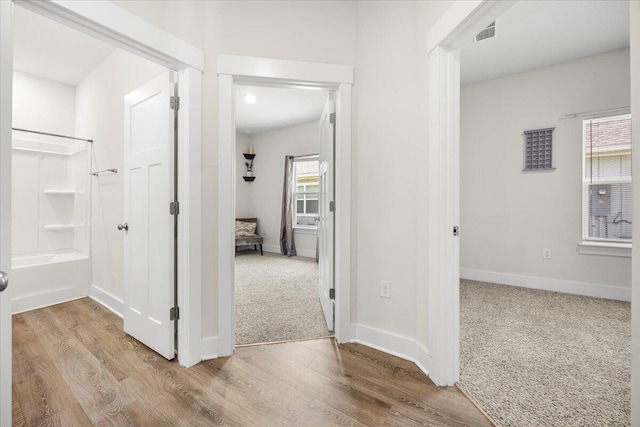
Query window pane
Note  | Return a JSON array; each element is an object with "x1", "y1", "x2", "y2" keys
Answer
[
  {"x1": 297, "y1": 215, "x2": 316, "y2": 226},
  {"x1": 296, "y1": 200, "x2": 304, "y2": 213},
  {"x1": 306, "y1": 185, "x2": 319, "y2": 192},
  {"x1": 306, "y1": 200, "x2": 319, "y2": 214},
  {"x1": 587, "y1": 183, "x2": 632, "y2": 240}
]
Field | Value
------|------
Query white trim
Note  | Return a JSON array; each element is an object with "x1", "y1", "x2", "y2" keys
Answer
[
  {"x1": 426, "y1": 0, "x2": 484, "y2": 53},
  {"x1": 6, "y1": 0, "x2": 204, "y2": 369},
  {"x1": 217, "y1": 55, "x2": 353, "y2": 356},
  {"x1": 89, "y1": 284, "x2": 124, "y2": 317},
  {"x1": 177, "y1": 67, "x2": 203, "y2": 368},
  {"x1": 461, "y1": 268, "x2": 631, "y2": 302},
  {"x1": 354, "y1": 324, "x2": 431, "y2": 378},
  {"x1": 217, "y1": 73, "x2": 236, "y2": 357},
  {"x1": 293, "y1": 227, "x2": 317, "y2": 235},
  {"x1": 201, "y1": 337, "x2": 219, "y2": 361},
  {"x1": 425, "y1": 0, "x2": 517, "y2": 387},
  {"x1": 14, "y1": 0, "x2": 204, "y2": 71},
  {"x1": 11, "y1": 288, "x2": 85, "y2": 315},
  {"x1": 578, "y1": 242, "x2": 632, "y2": 258},
  {"x1": 218, "y1": 55, "x2": 352, "y2": 85},
  {"x1": 0, "y1": 1, "x2": 13, "y2": 423}
]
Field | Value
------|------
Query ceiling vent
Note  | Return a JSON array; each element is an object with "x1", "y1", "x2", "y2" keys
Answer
[{"x1": 474, "y1": 21, "x2": 496, "y2": 43}]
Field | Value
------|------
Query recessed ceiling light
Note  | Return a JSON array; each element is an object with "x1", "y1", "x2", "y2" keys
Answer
[{"x1": 244, "y1": 94, "x2": 256, "y2": 104}]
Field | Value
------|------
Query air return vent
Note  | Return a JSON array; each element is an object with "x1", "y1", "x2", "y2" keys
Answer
[{"x1": 474, "y1": 21, "x2": 496, "y2": 43}]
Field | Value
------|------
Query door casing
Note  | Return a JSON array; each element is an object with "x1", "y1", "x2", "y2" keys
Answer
[{"x1": 216, "y1": 55, "x2": 353, "y2": 357}]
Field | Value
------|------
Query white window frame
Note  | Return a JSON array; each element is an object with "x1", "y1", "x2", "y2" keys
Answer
[
  {"x1": 293, "y1": 154, "x2": 319, "y2": 230},
  {"x1": 580, "y1": 113, "x2": 632, "y2": 257}
]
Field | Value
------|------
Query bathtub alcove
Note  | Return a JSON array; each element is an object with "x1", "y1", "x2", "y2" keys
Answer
[{"x1": 11, "y1": 129, "x2": 92, "y2": 313}]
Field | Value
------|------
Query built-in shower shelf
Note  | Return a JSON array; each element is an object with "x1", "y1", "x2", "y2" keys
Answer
[
  {"x1": 44, "y1": 224, "x2": 82, "y2": 232},
  {"x1": 44, "y1": 190, "x2": 78, "y2": 196}
]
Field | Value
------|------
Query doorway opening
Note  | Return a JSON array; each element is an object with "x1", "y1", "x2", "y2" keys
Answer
[
  {"x1": 216, "y1": 55, "x2": 353, "y2": 357},
  {"x1": 233, "y1": 84, "x2": 335, "y2": 346},
  {"x1": 426, "y1": 1, "x2": 632, "y2": 425}
]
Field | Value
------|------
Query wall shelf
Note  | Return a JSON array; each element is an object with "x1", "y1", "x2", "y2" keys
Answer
[
  {"x1": 44, "y1": 190, "x2": 77, "y2": 196},
  {"x1": 44, "y1": 224, "x2": 82, "y2": 232}
]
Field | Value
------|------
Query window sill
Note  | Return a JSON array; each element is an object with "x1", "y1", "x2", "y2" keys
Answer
[
  {"x1": 578, "y1": 241, "x2": 631, "y2": 258},
  {"x1": 293, "y1": 227, "x2": 317, "y2": 235}
]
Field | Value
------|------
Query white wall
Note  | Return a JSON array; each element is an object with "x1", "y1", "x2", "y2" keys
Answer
[
  {"x1": 12, "y1": 71, "x2": 75, "y2": 135},
  {"x1": 236, "y1": 121, "x2": 319, "y2": 257},
  {"x1": 112, "y1": 0, "x2": 453, "y2": 345},
  {"x1": 460, "y1": 49, "x2": 631, "y2": 294},
  {"x1": 75, "y1": 49, "x2": 165, "y2": 302}
]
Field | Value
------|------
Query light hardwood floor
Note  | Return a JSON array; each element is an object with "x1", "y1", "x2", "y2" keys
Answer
[{"x1": 12, "y1": 298, "x2": 492, "y2": 426}]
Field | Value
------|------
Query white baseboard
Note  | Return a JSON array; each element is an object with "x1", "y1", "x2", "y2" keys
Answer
[
  {"x1": 89, "y1": 284, "x2": 124, "y2": 317},
  {"x1": 461, "y1": 268, "x2": 631, "y2": 302},
  {"x1": 12, "y1": 287, "x2": 85, "y2": 314},
  {"x1": 354, "y1": 324, "x2": 431, "y2": 378},
  {"x1": 201, "y1": 337, "x2": 218, "y2": 360},
  {"x1": 262, "y1": 244, "x2": 316, "y2": 259}
]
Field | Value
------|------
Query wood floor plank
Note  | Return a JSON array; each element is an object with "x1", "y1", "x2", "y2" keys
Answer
[
  {"x1": 11, "y1": 386, "x2": 27, "y2": 427},
  {"x1": 12, "y1": 299, "x2": 491, "y2": 426},
  {"x1": 47, "y1": 337, "x2": 133, "y2": 424},
  {"x1": 295, "y1": 399, "x2": 368, "y2": 427}
]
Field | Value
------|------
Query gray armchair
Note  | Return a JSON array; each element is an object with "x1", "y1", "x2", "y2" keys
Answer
[{"x1": 235, "y1": 218, "x2": 264, "y2": 256}]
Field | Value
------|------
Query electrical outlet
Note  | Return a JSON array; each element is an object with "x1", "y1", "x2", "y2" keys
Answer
[
  {"x1": 380, "y1": 280, "x2": 391, "y2": 299},
  {"x1": 542, "y1": 248, "x2": 552, "y2": 259}
]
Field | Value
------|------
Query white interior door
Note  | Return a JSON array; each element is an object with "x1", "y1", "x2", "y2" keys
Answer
[
  {"x1": 0, "y1": 1, "x2": 12, "y2": 424},
  {"x1": 318, "y1": 95, "x2": 335, "y2": 331},
  {"x1": 123, "y1": 73, "x2": 176, "y2": 360}
]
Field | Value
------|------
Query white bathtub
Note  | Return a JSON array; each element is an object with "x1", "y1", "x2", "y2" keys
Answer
[{"x1": 11, "y1": 251, "x2": 91, "y2": 314}]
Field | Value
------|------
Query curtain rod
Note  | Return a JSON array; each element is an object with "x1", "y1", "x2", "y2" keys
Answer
[
  {"x1": 12, "y1": 127, "x2": 93, "y2": 143},
  {"x1": 560, "y1": 106, "x2": 630, "y2": 121}
]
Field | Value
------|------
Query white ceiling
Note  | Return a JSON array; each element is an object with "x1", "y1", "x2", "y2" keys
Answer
[
  {"x1": 13, "y1": 6, "x2": 116, "y2": 86},
  {"x1": 236, "y1": 85, "x2": 329, "y2": 135},
  {"x1": 461, "y1": 0, "x2": 630, "y2": 85}
]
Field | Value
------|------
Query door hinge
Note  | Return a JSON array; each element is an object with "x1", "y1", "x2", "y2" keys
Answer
[
  {"x1": 170, "y1": 96, "x2": 180, "y2": 111},
  {"x1": 329, "y1": 201, "x2": 335, "y2": 212},
  {"x1": 453, "y1": 226, "x2": 459, "y2": 236},
  {"x1": 329, "y1": 289, "x2": 335, "y2": 300},
  {"x1": 170, "y1": 306, "x2": 180, "y2": 320},
  {"x1": 330, "y1": 113, "x2": 336, "y2": 125},
  {"x1": 170, "y1": 201, "x2": 180, "y2": 215}
]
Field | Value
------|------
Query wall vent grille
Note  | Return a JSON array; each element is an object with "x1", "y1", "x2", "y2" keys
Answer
[{"x1": 474, "y1": 21, "x2": 496, "y2": 43}]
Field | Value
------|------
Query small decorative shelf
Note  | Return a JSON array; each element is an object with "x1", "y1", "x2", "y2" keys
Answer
[{"x1": 243, "y1": 152, "x2": 256, "y2": 181}]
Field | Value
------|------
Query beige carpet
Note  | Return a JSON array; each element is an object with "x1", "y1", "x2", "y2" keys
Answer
[
  {"x1": 460, "y1": 279, "x2": 631, "y2": 427},
  {"x1": 234, "y1": 251, "x2": 331, "y2": 345}
]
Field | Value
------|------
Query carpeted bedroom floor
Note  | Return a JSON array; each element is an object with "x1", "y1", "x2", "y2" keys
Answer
[
  {"x1": 460, "y1": 279, "x2": 631, "y2": 427},
  {"x1": 234, "y1": 251, "x2": 331, "y2": 345}
]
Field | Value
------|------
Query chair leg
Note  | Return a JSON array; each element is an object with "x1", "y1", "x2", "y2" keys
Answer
[
  {"x1": 254, "y1": 244, "x2": 257, "y2": 251},
  {"x1": 260, "y1": 244, "x2": 263, "y2": 255}
]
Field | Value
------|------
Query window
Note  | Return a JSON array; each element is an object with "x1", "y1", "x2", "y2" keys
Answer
[
  {"x1": 293, "y1": 156, "x2": 319, "y2": 228},
  {"x1": 582, "y1": 114, "x2": 632, "y2": 245}
]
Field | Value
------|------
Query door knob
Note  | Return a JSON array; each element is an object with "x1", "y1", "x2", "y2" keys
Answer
[
  {"x1": 0, "y1": 271, "x2": 8, "y2": 293},
  {"x1": 117, "y1": 223, "x2": 129, "y2": 231}
]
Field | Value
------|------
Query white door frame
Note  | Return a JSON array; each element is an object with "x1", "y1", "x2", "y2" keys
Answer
[
  {"x1": 217, "y1": 55, "x2": 353, "y2": 356},
  {"x1": 424, "y1": 0, "x2": 516, "y2": 386},
  {"x1": 0, "y1": 0, "x2": 205, "y2": 373},
  {"x1": 0, "y1": 2, "x2": 14, "y2": 424}
]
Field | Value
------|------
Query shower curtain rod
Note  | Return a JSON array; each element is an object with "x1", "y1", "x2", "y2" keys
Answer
[{"x1": 12, "y1": 127, "x2": 93, "y2": 143}]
